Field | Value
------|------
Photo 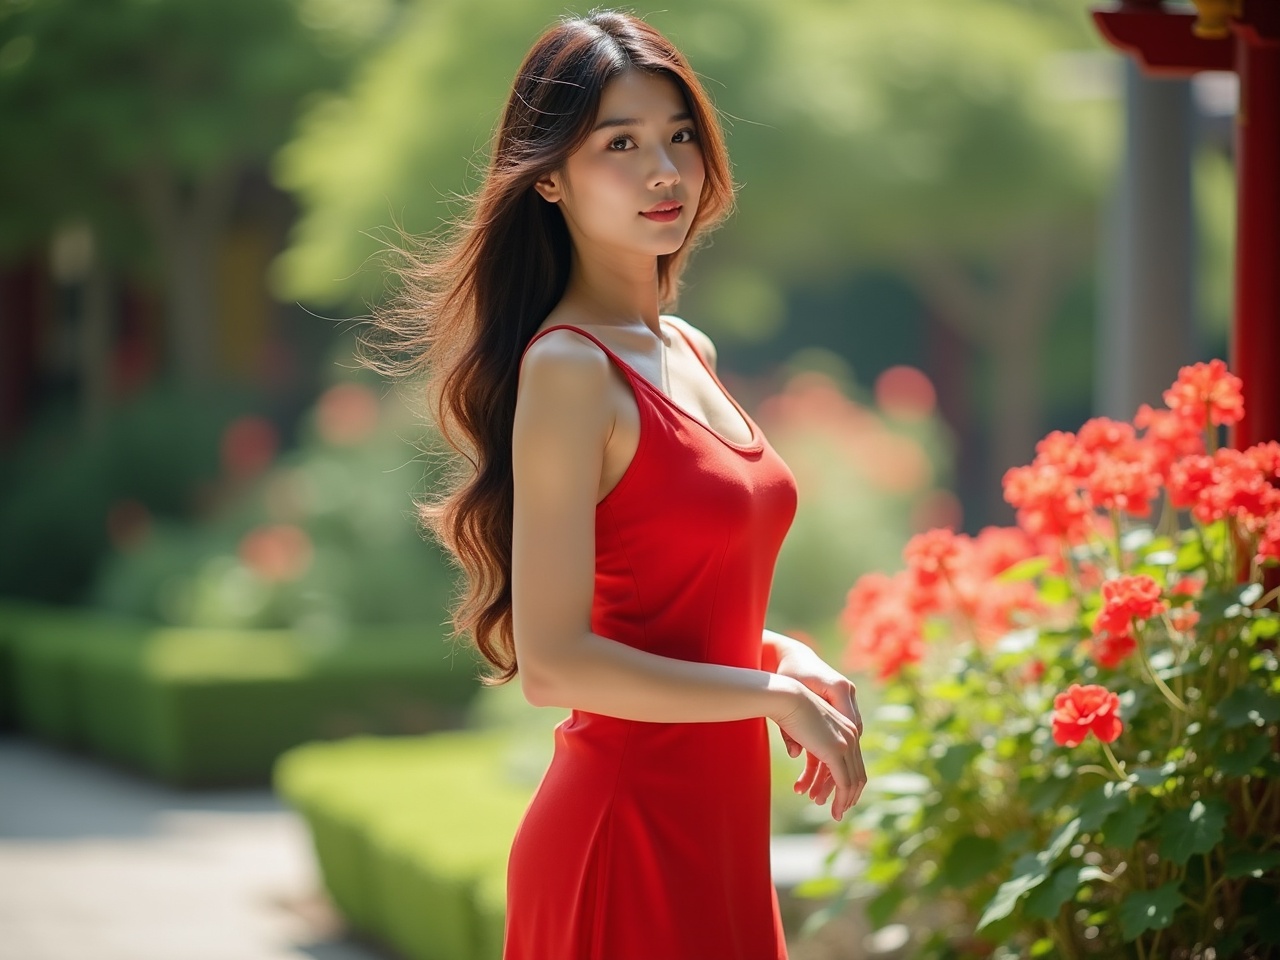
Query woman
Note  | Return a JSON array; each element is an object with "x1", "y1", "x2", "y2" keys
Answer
[{"x1": 364, "y1": 10, "x2": 867, "y2": 959}]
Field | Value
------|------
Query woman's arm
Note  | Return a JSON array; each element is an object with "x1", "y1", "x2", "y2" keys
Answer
[{"x1": 512, "y1": 329, "x2": 802, "y2": 724}]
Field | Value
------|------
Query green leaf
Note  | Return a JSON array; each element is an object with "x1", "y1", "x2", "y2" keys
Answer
[
  {"x1": 1218, "y1": 686, "x2": 1280, "y2": 729},
  {"x1": 1026, "y1": 775, "x2": 1071, "y2": 815},
  {"x1": 1248, "y1": 616, "x2": 1280, "y2": 642},
  {"x1": 1102, "y1": 794, "x2": 1156, "y2": 849},
  {"x1": 1078, "y1": 780, "x2": 1131, "y2": 832},
  {"x1": 1174, "y1": 537, "x2": 1205, "y2": 572},
  {"x1": 995, "y1": 556, "x2": 1050, "y2": 582},
  {"x1": 1024, "y1": 864, "x2": 1083, "y2": 920},
  {"x1": 941, "y1": 834, "x2": 1002, "y2": 888},
  {"x1": 1118, "y1": 882, "x2": 1184, "y2": 941},
  {"x1": 1158, "y1": 799, "x2": 1229, "y2": 865},
  {"x1": 977, "y1": 868, "x2": 1048, "y2": 930},
  {"x1": 1128, "y1": 762, "x2": 1179, "y2": 789},
  {"x1": 1217, "y1": 734, "x2": 1273, "y2": 777},
  {"x1": 793, "y1": 875, "x2": 844, "y2": 898},
  {"x1": 976, "y1": 818, "x2": 1080, "y2": 930},
  {"x1": 936, "y1": 743, "x2": 983, "y2": 783},
  {"x1": 1223, "y1": 851, "x2": 1280, "y2": 880},
  {"x1": 1039, "y1": 576, "x2": 1073, "y2": 605},
  {"x1": 1042, "y1": 817, "x2": 1082, "y2": 863},
  {"x1": 865, "y1": 883, "x2": 907, "y2": 928}
]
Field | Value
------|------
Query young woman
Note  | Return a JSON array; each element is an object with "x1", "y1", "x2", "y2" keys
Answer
[{"x1": 364, "y1": 10, "x2": 867, "y2": 959}]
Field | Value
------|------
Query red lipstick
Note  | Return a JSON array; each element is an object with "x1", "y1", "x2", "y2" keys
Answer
[{"x1": 641, "y1": 200, "x2": 682, "y2": 223}]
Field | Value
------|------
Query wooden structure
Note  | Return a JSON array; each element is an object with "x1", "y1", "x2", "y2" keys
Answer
[{"x1": 1093, "y1": 0, "x2": 1279, "y2": 452}]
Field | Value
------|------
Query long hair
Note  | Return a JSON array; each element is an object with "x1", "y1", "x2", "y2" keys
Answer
[{"x1": 359, "y1": 9, "x2": 736, "y2": 684}]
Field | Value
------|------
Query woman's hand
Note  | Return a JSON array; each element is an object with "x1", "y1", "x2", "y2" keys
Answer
[
  {"x1": 773, "y1": 638, "x2": 865, "y2": 818},
  {"x1": 767, "y1": 672, "x2": 867, "y2": 821}
]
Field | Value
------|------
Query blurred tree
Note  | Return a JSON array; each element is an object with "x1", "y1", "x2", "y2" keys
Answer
[
  {"x1": 0, "y1": 0, "x2": 398, "y2": 385},
  {"x1": 272, "y1": 0, "x2": 1116, "y2": 515}
]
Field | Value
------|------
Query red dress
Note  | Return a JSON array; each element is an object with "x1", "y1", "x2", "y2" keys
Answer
[{"x1": 503, "y1": 322, "x2": 798, "y2": 960}]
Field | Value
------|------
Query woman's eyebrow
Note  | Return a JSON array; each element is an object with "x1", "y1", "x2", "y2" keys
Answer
[{"x1": 590, "y1": 111, "x2": 691, "y2": 132}]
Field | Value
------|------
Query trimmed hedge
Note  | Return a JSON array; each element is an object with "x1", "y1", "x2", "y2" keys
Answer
[
  {"x1": 0, "y1": 600, "x2": 481, "y2": 786},
  {"x1": 273, "y1": 730, "x2": 534, "y2": 960}
]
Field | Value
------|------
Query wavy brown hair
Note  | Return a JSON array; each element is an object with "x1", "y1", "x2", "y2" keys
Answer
[{"x1": 358, "y1": 9, "x2": 736, "y2": 684}]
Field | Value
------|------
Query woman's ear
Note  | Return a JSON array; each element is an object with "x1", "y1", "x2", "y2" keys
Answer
[{"x1": 533, "y1": 172, "x2": 562, "y2": 204}]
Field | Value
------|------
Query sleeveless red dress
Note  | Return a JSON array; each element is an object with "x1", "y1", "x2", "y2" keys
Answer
[{"x1": 503, "y1": 322, "x2": 798, "y2": 960}]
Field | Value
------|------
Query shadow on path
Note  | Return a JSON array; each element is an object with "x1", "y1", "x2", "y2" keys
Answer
[{"x1": 0, "y1": 734, "x2": 390, "y2": 960}]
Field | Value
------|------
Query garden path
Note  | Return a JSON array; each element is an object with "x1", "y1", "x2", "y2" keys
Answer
[{"x1": 0, "y1": 734, "x2": 384, "y2": 960}]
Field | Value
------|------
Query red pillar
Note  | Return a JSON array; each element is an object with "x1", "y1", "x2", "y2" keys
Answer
[
  {"x1": 1231, "y1": 9, "x2": 1280, "y2": 451},
  {"x1": 1091, "y1": 0, "x2": 1280, "y2": 453}
]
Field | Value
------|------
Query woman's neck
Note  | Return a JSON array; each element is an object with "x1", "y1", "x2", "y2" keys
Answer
[{"x1": 560, "y1": 246, "x2": 662, "y2": 335}]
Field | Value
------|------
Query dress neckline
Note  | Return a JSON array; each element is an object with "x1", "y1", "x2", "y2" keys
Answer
[{"x1": 530, "y1": 320, "x2": 763, "y2": 454}]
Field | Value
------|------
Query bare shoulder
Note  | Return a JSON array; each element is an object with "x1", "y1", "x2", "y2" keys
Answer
[
  {"x1": 518, "y1": 327, "x2": 613, "y2": 404},
  {"x1": 515, "y1": 328, "x2": 615, "y2": 448},
  {"x1": 661, "y1": 314, "x2": 718, "y2": 371}
]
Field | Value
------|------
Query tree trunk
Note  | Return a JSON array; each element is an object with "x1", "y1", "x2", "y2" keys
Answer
[
  {"x1": 80, "y1": 237, "x2": 113, "y2": 438},
  {"x1": 134, "y1": 160, "x2": 239, "y2": 387},
  {"x1": 906, "y1": 224, "x2": 1076, "y2": 527}
]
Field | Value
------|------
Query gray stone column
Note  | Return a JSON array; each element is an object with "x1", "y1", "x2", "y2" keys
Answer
[{"x1": 1097, "y1": 58, "x2": 1199, "y2": 421}]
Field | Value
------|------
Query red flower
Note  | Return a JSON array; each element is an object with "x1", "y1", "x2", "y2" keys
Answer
[
  {"x1": 1078, "y1": 417, "x2": 1139, "y2": 458},
  {"x1": 1212, "y1": 448, "x2": 1280, "y2": 533},
  {"x1": 1094, "y1": 574, "x2": 1168, "y2": 636},
  {"x1": 239, "y1": 524, "x2": 314, "y2": 582},
  {"x1": 972, "y1": 525, "x2": 1041, "y2": 577},
  {"x1": 1167, "y1": 454, "x2": 1218, "y2": 514},
  {"x1": 1084, "y1": 456, "x2": 1162, "y2": 518},
  {"x1": 1246, "y1": 441, "x2": 1280, "y2": 478},
  {"x1": 904, "y1": 528, "x2": 962, "y2": 588},
  {"x1": 1169, "y1": 608, "x2": 1200, "y2": 636},
  {"x1": 1034, "y1": 430, "x2": 1095, "y2": 480},
  {"x1": 840, "y1": 572, "x2": 928, "y2": 680},
  {"x1": 1135, "y1": 403, "x2": 1205, "y2": 479},
  {"x1": 1162, "y1": 359, "x2": 1245, "y2": 429},
  {"x1": 1002, "y1": 462, "x2": 1094, "y2": 543},
  {"x1": 1052, "y1": 684, "x2": 1123, "y2": 747},
  {"x1": 1091, "y1": 629, "x2": 1137, "y2": 669}
]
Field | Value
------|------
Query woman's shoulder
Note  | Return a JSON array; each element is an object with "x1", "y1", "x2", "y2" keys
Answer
[
  {"x1": 518, "y1": 324, "x2": 614, "y2": 404},
  {"x1": 660, "y1": 314, "x2": 718, "y2": 370}
]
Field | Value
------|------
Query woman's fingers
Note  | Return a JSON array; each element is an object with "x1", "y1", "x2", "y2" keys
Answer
[{"x1": 793, "y1": 748, "x2": 821, "y2": 795}]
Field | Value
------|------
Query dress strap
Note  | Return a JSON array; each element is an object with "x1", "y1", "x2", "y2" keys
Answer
[{"x1": 518, "y1": 324, "x2": 640, "y2": 380}]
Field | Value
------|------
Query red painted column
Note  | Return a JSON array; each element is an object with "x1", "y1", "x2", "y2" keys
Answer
[{"x1": 1229, "y1": 7, "x2": 1280, "y2": 452}]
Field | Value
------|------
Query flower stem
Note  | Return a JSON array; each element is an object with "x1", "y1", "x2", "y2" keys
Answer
[
  {"x1": 1254, "y1": 583, "x2": 1280, "y2": 612},
  {"x1": 1135, "y1": 628, "x2": 1189, "y2": 712},
  {"x1": 1076, "y1": 763, "x2": 1115, "y2": 779},
  {"x1": 1101, "y1": 740, "x2": 1128, "y2": 780}
]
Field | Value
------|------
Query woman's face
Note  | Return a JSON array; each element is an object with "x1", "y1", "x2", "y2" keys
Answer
[{"x1": 535, "y1": 68, "x2": 705, "y2": 260}]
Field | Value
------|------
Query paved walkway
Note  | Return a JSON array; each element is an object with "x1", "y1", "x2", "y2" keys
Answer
[
  {"x1": 0, "y1": 734, "x2": 385, "y2": 960},
  {"x1": 0, "y1": 733, "x2": 900, "y2": 960}
]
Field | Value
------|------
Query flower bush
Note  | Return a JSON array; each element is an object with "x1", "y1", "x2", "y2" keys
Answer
[{"x1": 839, "y1": 360, "x2": 1280, "y2": 958}]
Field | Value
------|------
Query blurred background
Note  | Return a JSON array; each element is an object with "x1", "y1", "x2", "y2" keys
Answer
[{"x1": 0, "y1": 0, "x2": 1241, "y2": 958}]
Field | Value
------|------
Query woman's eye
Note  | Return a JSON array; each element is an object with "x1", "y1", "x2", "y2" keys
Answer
[
  {"x1": 608, "y1": 136, "x2": 632, "y2": 151},
  {"x1": 673, "y1": 128, "x2": 697, "y2": 143}
]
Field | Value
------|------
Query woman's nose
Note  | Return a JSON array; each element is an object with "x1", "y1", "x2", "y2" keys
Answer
[{"x1": 649, "y1": 147, "x2": 680, "y2": 188}]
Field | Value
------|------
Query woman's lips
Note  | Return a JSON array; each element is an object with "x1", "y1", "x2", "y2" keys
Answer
[{"x1": 640, "y1": 205, "x2": 682, "y2": 223}]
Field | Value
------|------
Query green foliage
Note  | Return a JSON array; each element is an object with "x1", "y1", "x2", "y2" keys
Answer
[
  {"x1": 0, "y1": 0, "x2": 383, "y2": 263},
  {"x1": 834, "y1": 395, "x2": 1280, "y2": 956},
  {"x1": 271, "y1": 0, "x2": 1116, "y2": 323},
  {"x1": 0, "y1": 598, "x2": 481, "y2": 785},
  {"x1": 274, "y1": 729, "x2": 533, "y2": 960},
  {"x1": 90, "y1": 370, "x2": 460, "y2": 630},
  {"x1": 0, "y1": 380, "x2": 266, "y2": 604}
]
